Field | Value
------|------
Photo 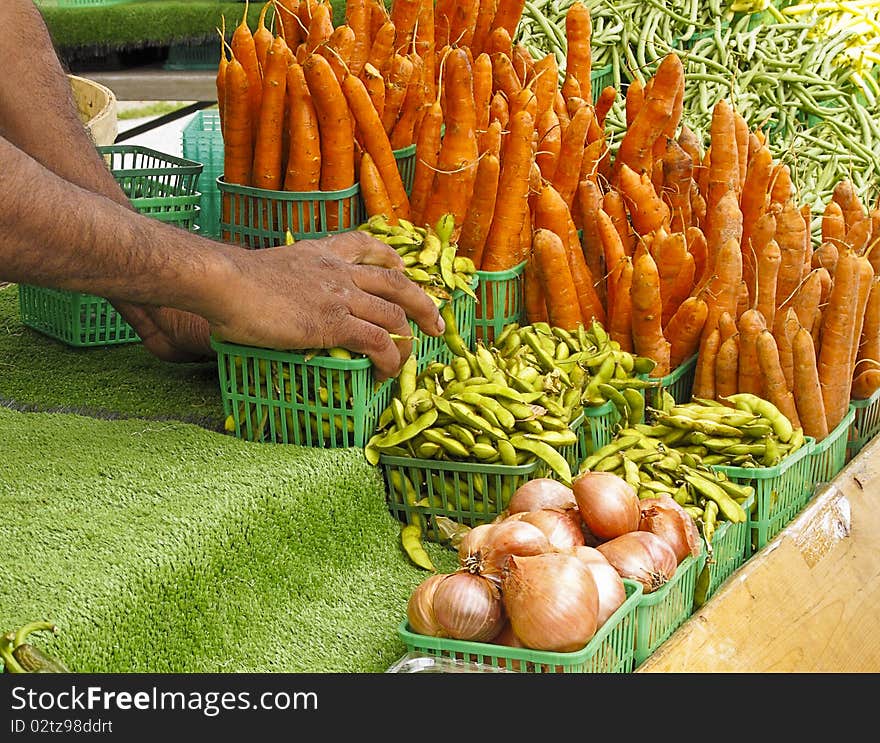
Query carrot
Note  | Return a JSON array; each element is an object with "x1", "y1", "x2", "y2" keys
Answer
[
  {"x1": 553, "y1": 90, "x2": 571, "y2": 134},
  {"x1": 677, "y1": 124, "x2": 702, "y2": 172},
  {"x1": 518, "y1": 197, "x2": 533, "y2": 265},
  {"x1": 743, "y1": 208, "x2": 778, "y2": 301},
  {"x1": 414, "y1": 0, "x2": 435, "y2": 102},
  {"x1": 551, "y1": 104, "x2": 592, "y2": 208},
  {"x1": 756, "y1": 329, "x2": 801, "y2": 429},
  {"x1": 625, "y1": 78, "x2": 644, "y2": 129},
  {"x1": 851, "y1": 366, "x2": 880, "y2": 400},
  {"x1": 565, "y1": 2, "x2": 593, "y2": 104},
  {"x1": 786, "y1": 268, "x2": 823, "y2": 342},
  {"x1": 361, "y1": 63, "x2": 386, "y2": 121},
  {"x1": 230, "y1": 1, "x2": 263, "y2": 140},
  {"x1": 717, "y1": 310, "x2": 738, "y2": 346},
  {"x1": 223, "y1": 55, "x2": 253, "y2": 188},
  {"x1": 216, "y1": 22, "x2": 229, "y2": 138},
  {"x1": 535, "y1": 108, "x2": 562, "y2": 181},
  {"x1": 253, "y1": 2, "x2": 275, "y2": 71},
  {"x1": 283, "y1": 62, "x2": 321, "y2": 233},
  {"x1": 868, "y1": 208, "x2": 880, "y2": 275},
  {"x1": 831, "y1": 179, "x2": 866, "y2": 231},
  {"x1": 630, "y1": 248, "x2": 671, "y2": 377},
  {"x1": 381, "y1": 54, "x2": 414, "y2": 134},
  {"x1": 484, "y1": 26, "x2": 513, "y2": 59},
  {"x1": 408, "y1": 96, "x2": 443, "y2": 226},
  {"x1": 481, "y1": 110, "x2": 535, "y2": 271},
  {"x1": 594, "y1": 86, "x2": 616, "y2": 129},
  {"x1": 457, "y1": 147, "x2": 500, "y2": 268},
  {"x1": 666, "y1": 294, "x2": 708, "y2": 369},
  {"x1": 390, "y1": 0, "x2": 420, "y2": 54},
  {"x1": 703, "y1": 189, "x2": 743, "y2": 280},
  {"x1": 821, "y1": 198, "x2": 847, "y2": 248},
  {"x1": 774, "y1": 199, "x2": 808, "y2": 307},
  {"x1": 305, "y1": 1, "x2": 334, "y2": 53},
  {"x1": 531, "y1": 54, "x2": 558, "y2": 117},
  {"x1": 489, "y1": 91, "x2": 510, "y2": 130},
  {"x1": 368, "y1": 0, "x2": 390, "y2": 39},
  {"x1": 448, "y1": 0, "x2": 480, "y2": 50},
  {"x1": 531, "y1": 228, "x2": 584, "y2": 330},
  {"x1": 509, "y1": 86, "x2": 538, "y2": 119},
  {"x1": 566, "y1": 213, "x2": 606, "y2": 327},
  {"x1": 769, "y1": 162, "x2": 793, "y2": 205},
  {"x1": 613, "y1": 53, "x2": 683, "y2": 181},
  {"x1": 704, "y1": 99, "x2": 739, "y2": 226},
  {"x1": 303, "y1": 53, "x2": 356, "y2": 228},
  {"x1": 844, "y1": 216, "x2": 871, "y2": 254},
  {"x1": 773, "y1": 306, "x2": 800, "y2": 393},
  {"x1": 754, "y1": 237, "x2": 781, "y2": 329},
  {"x1": 512, "y1": 43, "x2": 535, "y2": 84},
  {"x1": 811, "y1": 240, "x2": 839, "y2": 277},
  {"x1": 714, "y1": 331, "x2": 740, "y2": 402},
  {"x1": 856, "y1": 275, "x2": 880, "y2": 371},
  {"x1": 607, "y1": 256, "x2": 635, "y2": 353},
  {"x1": 617, "y1": 163, "x2": 670, "y2": 236},
  {"x1": 524, "y1": 252, "x2": 550, "y2": 324},
  {"x1": 359, "y1": 151, "x2": 397, "y2": 222},
  {"x1": 251, "y1": 36, "x2": 289, "y2": 191},
  {"x1": 692, "y1": 324, "x2": 720, "y2": 400},
  {"x1": 603, "y1": 190, "x2": 635, "y2": 257},
  {"x1": 849, "y1": 253, "x2": 876, "y2": 377},
  {"x1": 491, "y1": 0, "x2": 528, "y2": 39},
  {"x1": 471, "y1": 0, "x2": 500, "y2": 56},
  {"x1": 690, "y1": 181, "x2": 707, "y2": 231},
  {"x1": 423, "y1": 49, "x2": 479, "y2": 232},
  {"x1": 661, "y1": 138, "x2": 693, "y2": 233},
  {"x1": 700, "y1": 237, "x2": 743, "y2": 351},
  {"x1": 342, "y1": 72, "x2": 410, "y2": 220},
  {"x1": 321, "y1": 25, "x2": 357, "y2": 84},
  {"x1": 739, "y1": 144, "x2": 772, "y2": 254},
  {"x1": 685, "y1": 226, "x2": 708, "y2": 289},
  {"x1": 276, "y1": 0, "x2": 303, "y2": 50},
  {"x1": 367, "y1": 20, "x2": 397, "y2": 78},
  {"x1": 472, "y1": 52, "x2": 493, "y2": 140},
  {"x1": 654, "y1": 232, "x2": 695, "y2": 328},
  {"x1": 389, "y1": 55, "x2": 427, "y2": 150},
  {"x1": 597, "y1": 208, "x2": 626, "y2": 310},
  {"x1": 346, "y1": 0, "x2": 370, "y2": 77},
  {"x1": 790, "y1": 324, "x2": 830, "y2": 435},
  {"x1": 578, "y1": 138, "x2": 606, "y2": 186},
  {"x1": 491, "y1": 52, "x2": 523, "y2": 102},
  {"x1": 736, "y1": 308, "x2": 767, "y2": 397},
  {"x1": 733, "y1": 111, "x2": 749, "y2": 195},
  {"x1": 577, "y1": 179, "x2": 606, "y2": 306}
]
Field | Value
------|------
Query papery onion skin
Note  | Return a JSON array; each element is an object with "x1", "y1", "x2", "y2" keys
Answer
[
  {"x1": 502, "y1": 552, "x2": 599, "y2": 653},
  {"x1": 406, "y1": 573, "x2": 449, "y2": 637},
  {"x1": 570, "y1": 546, "x2": 627, "y2": 627},
  {"x1": 478, "y1": 519, "x2": 552, "y2": 575},
  {"x1": 521, "y1": 507, "x2": 585, "y2": 551},
  {"x1": 457, "y1": 523, "x2": 497, "y2": 564},
  {"x1": 572, "y1": 472, "x2": 641, "y2": 540},
  {"x1": 432, "y1": 572, "x2": 506, "y2": 642},
  {"x1": 638, "y1": 495, "x2": 702, "y2": 564},
  {"x1": 508, "y1": 478, "x2": 577, "y2": 514},
  {"x1": 597, "y1": 530, "x2": 678, "y2": 594}
]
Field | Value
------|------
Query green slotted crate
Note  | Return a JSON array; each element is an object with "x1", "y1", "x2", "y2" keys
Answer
[
  {"x1": 398, "y1": 579, "x2": 643, "y2": 674},
  {"x1": 577, "y1": 399, "x2": 622, "y2": 464},
  {"x1": 182, "y1": 109, "x2": 223, "y2": 237},
  {"x1": 474, "y1": 262, "x2": 526, "y2": 345},
  {"x1": 807, "y1": 405, "x2": 855, "y2": 488},
  {"x1": 409, "y1": 278, "x2": 478, "y2": 372},
  {"x1": 394, "y1": 143, "x2": 417, "y2": 195},
  {"x1": 847, "y1": 386, "x2": 880, "y2": 461}
]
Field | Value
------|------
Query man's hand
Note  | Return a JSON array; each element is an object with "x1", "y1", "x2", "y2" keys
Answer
[{"x1": 207, "y1": 231, "x2": 445, "y2": 381}]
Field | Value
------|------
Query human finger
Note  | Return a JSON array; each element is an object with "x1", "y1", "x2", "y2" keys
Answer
[
  {"x1": 349, "y1": 264, "x2": 445, "y2": 337},
  {"x1": 335, "y1": 316, "x2": 407, "y2": 381},
  {"x1": 345, "y1": 288, "x2": 415, "y2": 362},
  {"x1": 321, "y1": 229, "x2": 405, "y2": 270}
]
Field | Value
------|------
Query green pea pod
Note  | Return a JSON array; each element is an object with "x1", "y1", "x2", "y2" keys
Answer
[
  {"x1": 455, "y1": 392, "x2": 517, "y2": 431},
  {"x1": 440, "y1": 302, "x2": 470, "y2": 357},
  {"x1": 448, "y1": 400, "x2": 507, "y2": 440},
  {"x1": 622, "y1": 456, "x2": 642, "y2": 490},
  {"x1": 365, "y1": 408, "x2": 439, "y2": 465},
  {"x1": 509, "y1": 435, "x2": 572, "y2": 484},
  {"x1": 404, "y1": 388, "x2": 433, "y2": 423},
  {"x1": 401, "y1": 523, "x2": 436, "y2": 571},
  {"x1": 389, "y1": 470, "x2": 420, "y2": 505},
  {"x1": 683, "y1": 471, "x2": 747, "y2": 523},
  {"x1": 661, "y1": 415, "x2": 744, "y2": 438},
  {"x1": 451, "y1": 356, "x2": 471, "y2": 382},
  {"x1": 594, "y1": 453, "x2": 624, "y2": 473},
  {"x1": 762, "y1": 434, "x2": 781, "y2": 466},
  {"x1": 579, "y1": 434, "x2": 641, "y2": 471},
  {"x1": 515, "y1": 418, "x2": 544, "y2": 435},
  {"x1": 445, "y1": 424, "x2": 478, "y2": 450},
  {"x1": 416, "y1": 441, "x2": 442, "y2": 459},
  {"x1": 453, "y1": 272, "x2": 477, "y2": 299},
  {"x1": 471, "y1": 442, "x2": 499, "y2": 460},
  {"x1": 439, "y1": 243, "x2": 457, "y2": 289},
  {"x1": 702, "y1": 499, "x2": 720, "y2": 546},
  {"x1": 390, "y1": 397, "x2": 407, "y2": 431},
  {"x1": 496, "y1": 437, "x2": 518, "y2": 466},
  {"x1": 524, "y1": 428, "x2": 578, "y2": 448},
  {"x1": 521, "y1": 329, "x2": 560, "y2": 375},
  {"x1": 621, "y1": 388, "x2": 646, "y2": 426},
  {"x1": 422, "y1": 428, "x2": 471, "y2": 458},
  {"x1": 723, "y1": 393, "x2": 794, "y2": 442},
  {"x1": 418, "y1": 232, "x2": 442, "y2": 266},
  {"x1": 597, "y1": 383, "x2": 630, "y2": 423}
]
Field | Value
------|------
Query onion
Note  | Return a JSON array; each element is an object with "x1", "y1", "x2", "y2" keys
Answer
[
  {"x1": 639, "y1": 495, "x2": 702, "y2": 564},
  {"x1": 457, "y1": 523, "x2": 496, "y2": 564},
  {"x1": 490, "y1": 621, "x2": 526, "y2": 649},
  {"x1": 521, "y1": 508, "x2": 585, "y2": 550},
  {"x1": 406, "y1": 573, "x2": 447, "y2": 636},
  {"x1": 432, "y1": 571, "x2": 506, "y2": 642},
  {"x1": 597, "y1": 531, "x2": 678, "y2": 594},
  {"x1": 572, "y1": 471, "x2": 641, "y2": 540},
  {"x1": 508, "y1": 478, "x2": 577, "y2": 514},
  {"x1": 571, "y1": 546, "x2": 628, "y2": 627},
  {"x1": 476, "y1": 519, "x2": 552, "y2": 576},
  {"x1": 501, "y1": 552, "x2": 599, "y2": 652}
]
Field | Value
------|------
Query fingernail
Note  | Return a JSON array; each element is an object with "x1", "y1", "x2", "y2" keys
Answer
[{"x1": 436, "y1": 315, "x2": 446, "y2": 334}]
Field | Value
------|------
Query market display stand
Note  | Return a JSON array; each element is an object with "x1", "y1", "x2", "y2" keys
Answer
[{"x1": 638, "y1": 436, "x2": 880, "y2": 673}]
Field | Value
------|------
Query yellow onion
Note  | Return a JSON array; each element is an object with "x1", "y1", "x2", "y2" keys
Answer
[
  {"x1": 457, "y1": 523, "x2": 497, "y2": 564},
  {"x1": 508, "y1": 478, "x2": 577, "y2": 513},
  {"x1": 520, "y1": 507, "x2": 585, "y2": 551},
  {"x1": 406, "y1": 573, "x2": 447, "y2": 636},
  {"x1": 501, "y1": 552, "x2": 599, "y2": 653},
  {"x1": 638, "y1": 495, "x2": 702, "y2": 564},
  {"x1": 597, "y1": 530, "x2": 678, "y2": 594},
  {"x1": 571, "y1": 546, "x2": 627, "y2": 628},
  {"x1": 474, "y1": 519, "x2": 552, "y2": 576},
  {"x1": 572, "y1": 472, "x2": 641, "y2": 540},
  {"x1": 432, "y1": 571, "x2": 505, "y2": 642}
]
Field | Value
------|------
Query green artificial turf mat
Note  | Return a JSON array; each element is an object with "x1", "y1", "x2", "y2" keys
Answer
[
  {"x1": 0, "y1": 284, "x2": 224, "y2": 429},
  {"x1": 0, "y1": 406, "x2": 457, "y2": 672}
]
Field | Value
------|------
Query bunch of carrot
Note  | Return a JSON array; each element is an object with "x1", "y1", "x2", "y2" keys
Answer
[{"x1": 217, "y1": 0, "x2": 436, "y2": 232}]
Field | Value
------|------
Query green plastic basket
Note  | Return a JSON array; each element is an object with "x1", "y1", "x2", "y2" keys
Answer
[
  {"x1": 381, "y1": 413, "x2": 584, "y2": 540},
  {"x1": 165, "y1": 40, "x2": 219, "y2": 71},
  {"x1": 634, "y1": 550, "x2": 704, "y2": 668},
  {"x1": 577, "y1": 398, "x2": 622, "y2": 464},
  {"x1": 590, "y1": 64, "x2": 614, "y2": 102},
  {"x1": 212, "y1": 339, "x2": 392, "y2": 448},
  {"x1": 847, "y1": 386, "x2": 880, "y2": 461},
  {"x1": 693, "y1": 493, "x2": 755, "y2": 609},
  {"x1": 182, "y1": 109, "x2": 223, "y2": 237},
  {"x1": 711, "y1": 437, "x2": 816, "y2": 556},
  {"x1": 398, "y1": 579, "x2": 643, "y2": 673},
  {"x1": 19, "y1": 145, "x2": 202, "y2": 347},
  {"x1": 218, "y1": 178, "x2": 364, "y2": 247},
  {"x1": 807, "y1": 405, "x2": 855, "y2": 488},
  {"x1": 393, "y1": 143, "x2": 417, "y2": 195},
  {"x1": 643, "y1": 354, "x2": 698, "y2": 410},
  {"x1": 474, "y1": 262, "x2": 526, "y2": 344},
  {"x1": 410, "y1": 279, "x2": 478, "y2": 372}
]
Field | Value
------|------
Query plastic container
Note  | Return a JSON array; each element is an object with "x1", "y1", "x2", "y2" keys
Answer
[
  {"x1": 182, "y1": 109, "x2": 223, "y2": 237},
  {"x1": 385, "y1": 652, "x2": 513, "y2": 673},
  {"x1": 577, "y1": 399, "x2": 622, "y2": 464},
  {"x1": 693, "y1": 493, "x2": 755, "y2": 609},
  {"x1": 165, "y1": 40, "x2": 218, "y2": 71},
  {"x1": 381, "y1": 414, "x2": 584, "y2": 541},
  {"x1": 590, "y1": 64, "x2": 614, "y2": 102},
  {"x1": 399, "y1": 579, "x2": 643, "y2": 673},
  {"x1": 212, "y1": 339, "x2": 392, "y2": 448},
  {"x1": 218, "y1": 178, "x2": 364, "y2": 247},
  {"x1": 711, "y1": 437, "x2": 816, "y2": 556},
  {"x1": 393, "y1": 143, "x2": 417, "y2": 195},
  {"x1": 19, "y1": 145, "x2": 202, "y2": 347},
  {"x1": 410, "y1": 279, "x2": 478, "y2": 372},
  {"x1": 473, "y1": 262, "x2": 526, "y2": 344},
  {"x1": 643, "y1": 354, "x2": 698, "y2": 410},
  {"x1": 807, "y1": 405, "x2": 855, "y2": 488},
  {"x1": 847, "y1": 386, "x2": 880, "y2": 461},
  {"x1": 634, "y1": 551, "x2": 703, "y2": 668}
]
